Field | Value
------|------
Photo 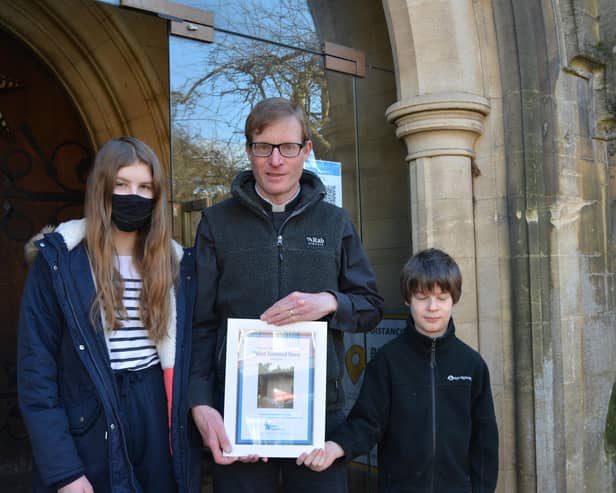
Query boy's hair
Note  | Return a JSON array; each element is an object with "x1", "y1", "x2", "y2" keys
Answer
[
  {"x1": 400, "y1": 248, "x2": 462, "y2": 304},
  {"x1": 245, "y1": 97, "x2": 311, "y2": 142}
]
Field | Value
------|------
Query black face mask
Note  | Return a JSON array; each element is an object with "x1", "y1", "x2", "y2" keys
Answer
[{"x1": 111, "y1": 194, "x2": 154, "y2": 232}]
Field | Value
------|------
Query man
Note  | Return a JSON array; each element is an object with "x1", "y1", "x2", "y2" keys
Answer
[{"x1": 189, "y1": 97, "x2": 383, "y2": 492}]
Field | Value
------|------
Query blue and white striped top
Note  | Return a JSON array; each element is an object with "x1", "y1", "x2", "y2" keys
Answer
[{"x1": 106, "y1": 256, "x2": 160, "y2": 372}]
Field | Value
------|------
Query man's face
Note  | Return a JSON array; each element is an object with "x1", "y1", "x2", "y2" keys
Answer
[
  {"x1": 409, "y1": 286, "x2": 453, "y2": 338},
  {"x1": 247, "y1": 116, "x2": 312, "y2": 205}
]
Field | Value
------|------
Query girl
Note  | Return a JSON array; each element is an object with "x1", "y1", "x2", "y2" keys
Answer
[{"x1": 18, "y1": 137, "x2": 197, "y2": 492}]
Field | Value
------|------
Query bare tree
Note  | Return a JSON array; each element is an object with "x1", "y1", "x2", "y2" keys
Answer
[{"x1": 170, "y1": 0, "x2": 331, "y2": 160}]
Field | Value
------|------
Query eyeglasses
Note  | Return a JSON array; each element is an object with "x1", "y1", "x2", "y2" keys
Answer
[{"x1": 249, "y1": 142, "x2": 304, "y2": 158}]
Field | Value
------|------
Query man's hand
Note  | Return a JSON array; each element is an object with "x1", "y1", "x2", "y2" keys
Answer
[
  {"x1": 192, "y1": 405, "x2": 267, "y2": 464},
  {"x1": 296, "y1": 441, "x2": 344, "y2": 472},
  {"x1": 260, "y1": 291, "x2": 337, "y2": 325},
  {"x1": 58, "y1": 475, "x2": 93, "y2": 493},
  {"x1": 192, "y1": 405, "x2": 237, "y2": 465}
]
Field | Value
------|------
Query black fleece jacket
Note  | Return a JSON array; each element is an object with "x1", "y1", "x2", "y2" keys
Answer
[
  {"x1": 189, "y1": 170, "x2": 383, "y2": 414},
  {"x1": 331, "y1": 317, "x2": 498, "y2": 493}
]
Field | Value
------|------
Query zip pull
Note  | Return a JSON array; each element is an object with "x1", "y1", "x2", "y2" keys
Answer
[
  {"x1": 277, "y1": 235, "x2": 283, "y2": 261},
  {"x1": 430, "y1": 340, "x2": 436, "y2": 368}
]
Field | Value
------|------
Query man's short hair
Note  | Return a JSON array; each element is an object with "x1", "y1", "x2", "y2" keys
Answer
[
  {"x1": 245, "y1": 97, "x2": 311, "y2": 142},
  {"x1": 400, "y1": 248, "x2": 462, "y2": 304}
]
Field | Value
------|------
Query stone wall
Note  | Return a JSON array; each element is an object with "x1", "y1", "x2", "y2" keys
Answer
[{"x1": 383, "y1": 0, "x2": 616, "y2": 491}]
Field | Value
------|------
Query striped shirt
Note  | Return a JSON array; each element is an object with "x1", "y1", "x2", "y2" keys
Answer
[{"x1": 106, "y1": 256, "x2": 160, "y2": 372}]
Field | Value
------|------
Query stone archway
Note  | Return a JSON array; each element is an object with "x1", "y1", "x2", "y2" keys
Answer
[
  {"x1": 0, "y1": 0, "x2": 170, "y2": 165},
  {"x1": 380, "y1": 1, "x2": 514, "y2": 491},
  {"x1": 0, "y1": 1, "x2": 171, "y2": 487}
]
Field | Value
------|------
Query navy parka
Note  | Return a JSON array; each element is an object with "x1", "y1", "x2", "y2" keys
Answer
[{"x1": 17, "y1": 219, "x2": 199, "y2": 492}]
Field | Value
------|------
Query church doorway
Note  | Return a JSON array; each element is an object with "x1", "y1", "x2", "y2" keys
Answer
[{"x1": 0, "y1": 26, "x2": 93, "y2": 489}]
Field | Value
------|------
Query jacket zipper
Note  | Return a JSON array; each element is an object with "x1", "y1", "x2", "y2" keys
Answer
[
  {"x1": 430, "y1": 339, "x2": 437, "y2": 493},
  {"x1": 247, "y1": 188, "x2": 322, "y2": 300},
  {"x1": 277, "y1": 234, "x2": 283, "y2": 261},
  {"x1": 277, "y1": 235, "x2": 283, "y2": 295},
  {"x1": 272, "y1": 197, "x2": 317, "y2": 298}
]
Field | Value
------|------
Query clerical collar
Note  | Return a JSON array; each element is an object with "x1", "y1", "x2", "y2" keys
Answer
[{"x1": 255, "y1": 184, "x2": 301, "y2": 212}]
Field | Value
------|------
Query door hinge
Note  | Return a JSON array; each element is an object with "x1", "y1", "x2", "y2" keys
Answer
[
  {"x1": 323, "y1": 41, "x2": 366, "y2": 77},
  {"x1": 120, "y1": 0, "x2": 214, "y2": 43}
]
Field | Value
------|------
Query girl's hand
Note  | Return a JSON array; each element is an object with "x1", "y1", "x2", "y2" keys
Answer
[{"x1": 58, "y1": 475, "x2": 94, "y2": 493}]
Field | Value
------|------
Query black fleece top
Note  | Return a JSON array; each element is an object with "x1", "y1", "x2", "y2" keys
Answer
[
  {"x1": 331, "y1": 317, "x2": 499, "y2": 493},
  {"x1": 189, "y1": 170, "x2": 383, "y2": 414}
]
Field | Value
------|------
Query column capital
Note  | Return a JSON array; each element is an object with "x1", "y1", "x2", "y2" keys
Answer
[{"x1": 386, "y1": 92, "x2": 490, "y2": 160}]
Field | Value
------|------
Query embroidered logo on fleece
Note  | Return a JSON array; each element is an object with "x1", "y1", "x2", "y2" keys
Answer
[
  {"x1": 447, "y1": 375, "x2": 472, "y2": 382},
  {"x1": 305, "y1": 235, "x2": 326, "y2": 248}
]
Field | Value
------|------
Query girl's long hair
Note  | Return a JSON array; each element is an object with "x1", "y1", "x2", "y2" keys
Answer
[{"x1": 84, "y1": 137, "x2": 178, "y2": 342}]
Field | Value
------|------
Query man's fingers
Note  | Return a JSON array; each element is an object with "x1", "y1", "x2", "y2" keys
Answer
[
  {"x1": 208, "y1": 439, "x2": 237, "y2": 465},
  {"x1": 218, "y1": 455, "x2": 238, "y2": 465},
  {"x1": 297, "y1": 448, "x2": 321, "y2": 467},
  {"x1": 192, "y1": 405, "x2": 236, "y2": 464},
  {"x1": 215, "y1": 426, "x2": 232, "y2": 453},
  {"x1": 261, "y1": 292, "x2": 305, "y2": 324},
  {"x1": 261, "y1": 292, "x2": 337, "y2": 325},
  {"x1": 238, "y1": 454, "x2": 261, "y2": 463},
  {"x1": 208, "y1": 443, "x2": 224, "y2": 463}
]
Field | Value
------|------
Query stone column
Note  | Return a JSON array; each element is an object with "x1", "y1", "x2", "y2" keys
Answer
[
  {"x1": 383, "y1": 2, "x2": 514, "y2": 490},
  {"x1": 382, "y1": 0, "x2": 491, "y2": 348},
  {"x1": 386, "y1": 93, "x2": 489, "y2": 347}
]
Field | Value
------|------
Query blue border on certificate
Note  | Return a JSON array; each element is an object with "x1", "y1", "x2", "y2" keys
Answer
[{"x1": 236, "y1": 331, "x2": 314, "y2": 445}]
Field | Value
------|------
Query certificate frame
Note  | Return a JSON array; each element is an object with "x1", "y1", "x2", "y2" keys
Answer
[{"x1": 223, "y1": 318, "x2": 327, "y2": 458}]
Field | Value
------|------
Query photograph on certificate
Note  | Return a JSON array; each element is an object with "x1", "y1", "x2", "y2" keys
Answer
[
  {"x1": 223, "y1": 319, "x2": 327, "y2": 458},
  {"x1": 236, "y1": 330, "x2": 314, "y2": 444}
]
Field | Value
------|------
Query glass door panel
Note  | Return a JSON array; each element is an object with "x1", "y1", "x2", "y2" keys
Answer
[
  {"x1": 170, "y1": 32, "x2": 359, "y2": 244},
  {"x1": 168, "y1": 10, "x2": 408, "y2": 307},
  {"x1": 167, "y1": 6, "x2": 407, "y2": 493},
  {"x1": 355, "y1": 67, "x2": 409, "y2": 315},
  {"x1": 169, "y1": 0, "x2": 322, "y2": 51}
]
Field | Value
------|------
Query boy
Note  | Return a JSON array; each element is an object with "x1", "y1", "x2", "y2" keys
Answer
[{"x1": 297, "y1": 248, "x2": 499, "y2": 492}]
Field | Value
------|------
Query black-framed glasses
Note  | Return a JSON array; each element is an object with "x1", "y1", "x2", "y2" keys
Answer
[{"x1": 249, "y1": 142, "x2": 305, "y2": 158}]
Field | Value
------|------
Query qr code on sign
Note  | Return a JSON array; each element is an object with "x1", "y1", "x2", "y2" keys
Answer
[{"x1": 324, "y1": 185, "x2": 337, "y2": 205}]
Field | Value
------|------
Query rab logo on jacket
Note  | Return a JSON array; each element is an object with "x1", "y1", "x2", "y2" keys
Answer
[
  {"x1": 305, "y1": 235, "x2": 326, "y2": 247},
  {"x1": 447, "y1": 375, "x2": 472, "y2": 382}
]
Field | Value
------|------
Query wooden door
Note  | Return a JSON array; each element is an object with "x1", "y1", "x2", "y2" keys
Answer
[{"x1": 0, "y1": 26, "x2": 93, "y2": 488}]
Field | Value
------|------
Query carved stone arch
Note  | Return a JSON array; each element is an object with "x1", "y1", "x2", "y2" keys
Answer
[
  {"x1": 0, "y1": 0, "x2": 170, "y2": 166},
  {"x1": 381, "y1": 3, "x2": 515, "y2": 492},
  {"x1": 380, "y1": 0, "x2": 493, "y2": 346}
]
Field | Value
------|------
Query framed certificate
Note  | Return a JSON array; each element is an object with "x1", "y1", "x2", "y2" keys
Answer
[{"x1": 223, "y1": 318, "x2": 327, "y2": 458}]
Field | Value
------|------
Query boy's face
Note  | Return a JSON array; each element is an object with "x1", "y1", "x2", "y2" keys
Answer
[{"x1": 408, "y1": 286, "x2": 453, "y2": 338}]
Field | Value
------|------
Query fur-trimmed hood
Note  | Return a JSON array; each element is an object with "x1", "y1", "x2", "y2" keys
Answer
[
  {"x1": 24, "y1": 225, "x2": 55, "y2": 266},
  {"x1": 25, "y1": 218, "x2": 183, "y2": 371},
  {"x1": 25, "y1": 218, "x2": 184, "y2": 263}
]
